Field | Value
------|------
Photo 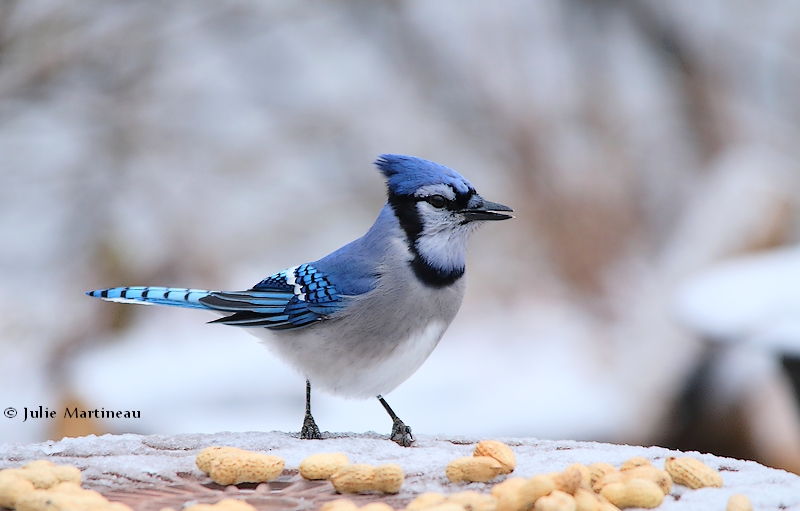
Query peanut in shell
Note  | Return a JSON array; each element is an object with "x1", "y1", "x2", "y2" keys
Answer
[
  {"x1": 16, "y1": 486, "x2": 112, "y2": 511},
  {"x1": 299, "y1": 453, "x2": 350, "y2": 480},
  {"x1": 551, "y1": 466, "x2": 583, "y2": 495},
  {"x1": 446, "y1": 456, "x2": 503, "y2": 483},
  {"x1": 621, "y1": 466, "x2": 671, "y2": 495},
  {"x1": 573, "y1": 488, "x2": 600, "y2": 511},
  {"x1": 570, "y1": 464, "x2": 591, "y2": 487},
  {"x1": 474, "y1": 441, "x2": 516, "y2": 475},
  {"x1": 596, "y1": 502, "x2": 621, "y2": 511},
  {"x1": 599, "y1": 479, "x2": 664, "y2": 509},
  {"x1": 8, "y1": 460, "x2": 82, "y2": 490},
  {"x1": 196, "y1": 447, "x2": 244, "y2": 473},
  {"x1": 407, "y1": 492, "x2": 448, "y2": 511},
  {"x1": 426, "y1": 504, "x2": 468, "y2": 511},
  {"x1": 664, "y1": 457, "x2": 723, "y2": 489},
  {"x1": 330, "y1": 464, "x2": 378, "y2": 494},
  {"x1": 447, "y1": 490, "x2": 498, "y2": 511},
  {"x1": 587, "y1": 464, "x2": 616, "y2": 487},
  {"x1": 726, "y1": 494, "x2": 753, "y2": 511},
  {"x1": 0, "y1": 470, "x2": 35, "y2": 509},
  {"x1": 361, "y1": 503, "x2": 395, "y2": 511},
  {"x1": 205, "y1": 451, "x2": 285, "y2": 485},
  {"x1": 533, "y1": 490, "x2": 577, "y2": 511},
  {"x1": 619, "y1": 457, "x2": 650, "y2": 471},
  {"x1": 519, "y1": 475, "x2": 557, "y2": 507},
  {"x1": 593, "y1": 466, "x2": 671, "y2": 496},
  {"x1": 492, "y1": 477, "x2": 529, "y2": 511},
  {"x1": 374, "y1": 464, "x2": 404, "y2": 494}
]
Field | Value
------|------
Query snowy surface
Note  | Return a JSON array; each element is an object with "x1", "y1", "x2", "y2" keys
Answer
[{"x1": 1, "y1": 432, "x2": 799, "y2": 510}]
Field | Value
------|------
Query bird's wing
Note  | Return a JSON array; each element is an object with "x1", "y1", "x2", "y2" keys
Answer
[
  {"x1": 87, "y1": 263, "x2": 347, "y2": 331},
  {"x1": 200, "y1": 263, "x2": 345, "y2": 330}
]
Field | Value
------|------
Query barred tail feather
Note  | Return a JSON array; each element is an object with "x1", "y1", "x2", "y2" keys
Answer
[
  {"x1": 87, "y1": 278, "x2": 331, "y2": 331},
  {"x1": 86, "y1": 286, "x2": 213, "y2": 310}
]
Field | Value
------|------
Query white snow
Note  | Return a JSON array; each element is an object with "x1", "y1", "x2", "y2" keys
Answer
[{"x1": 1, "y1": 432, "x2": 799, "y2": 510}]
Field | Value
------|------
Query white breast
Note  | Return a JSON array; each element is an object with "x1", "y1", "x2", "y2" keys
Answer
[{"x1": 337, "y1": 319, "x2": 447, "y2": 398}]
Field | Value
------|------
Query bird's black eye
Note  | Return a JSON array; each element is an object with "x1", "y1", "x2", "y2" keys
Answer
[{"x1": 426, "y1": 195, "x2": 447, "y2": 208}]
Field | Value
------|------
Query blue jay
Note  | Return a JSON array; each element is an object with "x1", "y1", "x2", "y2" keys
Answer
[{"x1": 87, "y1": 155, "x2": 513, "y2": 446}]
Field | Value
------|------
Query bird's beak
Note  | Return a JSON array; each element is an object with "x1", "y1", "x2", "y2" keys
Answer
[{"x1": 462, "y1": 198, "x2": 514, "y2": 222}]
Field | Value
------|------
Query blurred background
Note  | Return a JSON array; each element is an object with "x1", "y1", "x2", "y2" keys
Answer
[{"x1": 2, "y1": 0, "x2": 800, "y2": 474}]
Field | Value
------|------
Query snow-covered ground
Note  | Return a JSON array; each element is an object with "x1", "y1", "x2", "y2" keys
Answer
[{"x1": 1, "y1": 432, "x2": 799, "y2": 510}]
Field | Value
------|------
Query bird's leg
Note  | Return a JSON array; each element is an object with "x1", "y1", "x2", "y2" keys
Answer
[
  {"x1": 300, "y1": 379, "x2": 322, "y2": 439},
  {"x1": 377, "y1": 395, "x2": 414, "y2": 447}
]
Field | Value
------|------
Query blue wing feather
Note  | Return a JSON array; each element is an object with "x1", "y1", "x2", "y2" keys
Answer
[{"x1": 202, "y1": 263, "x2": 345, "y2": 329}]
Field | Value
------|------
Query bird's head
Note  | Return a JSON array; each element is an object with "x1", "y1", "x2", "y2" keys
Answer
[{"x1": 375, "y1": 154, "x2": 513, "y2": 287}]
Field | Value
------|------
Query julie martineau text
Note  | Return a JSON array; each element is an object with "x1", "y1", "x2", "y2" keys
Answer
[{"x1": 23, "y1": 406, "x2": 141, "y2": 422}]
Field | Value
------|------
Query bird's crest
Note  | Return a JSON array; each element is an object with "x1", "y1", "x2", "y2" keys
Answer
[{"x1": 375, "y1": 154, "x2": 474, "y2": 196}]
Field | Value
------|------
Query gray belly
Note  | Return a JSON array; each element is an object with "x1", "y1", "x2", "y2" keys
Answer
[{"x1": 251, "y1": 273, "x2": 466, "y2": 398}]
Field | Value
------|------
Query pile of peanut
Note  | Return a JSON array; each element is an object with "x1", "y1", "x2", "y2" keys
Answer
[
  {"x1": 189, "y1": 441, "x2": 752, "y2": 511},
  {"x1": 480, "y1": 455, "x2": 722, "y2": 511},
  {"x1": 0, "y1": 459, "x2": 132, "y2": 511},
  {"x1": 312, "y1": 440, "x2": 752, "y2": 511},
  {"x1": 0, "y1": 442, "x2": 748, "y2": 511}
]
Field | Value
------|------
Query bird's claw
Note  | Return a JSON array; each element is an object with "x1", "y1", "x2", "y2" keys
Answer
[
  {"x1": 390, "y1": 420, "x2": 414, "y2": 447},
  {"x1": 300, "y1": 413, "x2": 322, "y2": 440}
]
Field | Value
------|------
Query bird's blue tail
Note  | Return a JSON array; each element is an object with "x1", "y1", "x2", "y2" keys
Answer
[{"x1": 86, "y1": 286, "x2": 214, "y2": 310}]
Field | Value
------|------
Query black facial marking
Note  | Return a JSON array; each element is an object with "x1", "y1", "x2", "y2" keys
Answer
[
  {"x1": 387, "y1": 189, "x2": 470, "y2": 288},
  {"x1": 450, "y1": 189, "x2": 474, "y2": 211},
  {"x1": 388, "y1": 191, "x2": 423, "y2": 244}
]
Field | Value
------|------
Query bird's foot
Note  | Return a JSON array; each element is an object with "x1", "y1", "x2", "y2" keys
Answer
[
  {"x1": 300, "y1": 412, "x2": 322, "y2": 440},
  {"x1": 390, "y1": 419, "x2": 414, "y2": 447}
]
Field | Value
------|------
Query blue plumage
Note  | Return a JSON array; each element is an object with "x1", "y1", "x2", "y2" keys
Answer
[
  {"x1": 375, "y1": 154, "x2": 474, "y2": 196},
  {"x1": 86, "y1": 287, "x2": 211, "y2": 309},
  {"x1": 87, "y1": 263, "x2": 344, "y2": 330},
  {"x1": 206, "y1": 263, "x2": 345, "y2": 329}
]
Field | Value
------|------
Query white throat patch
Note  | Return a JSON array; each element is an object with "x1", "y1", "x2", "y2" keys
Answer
[{"x1": 414, "y1": 204, "x2": 476, "y2": 271}]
